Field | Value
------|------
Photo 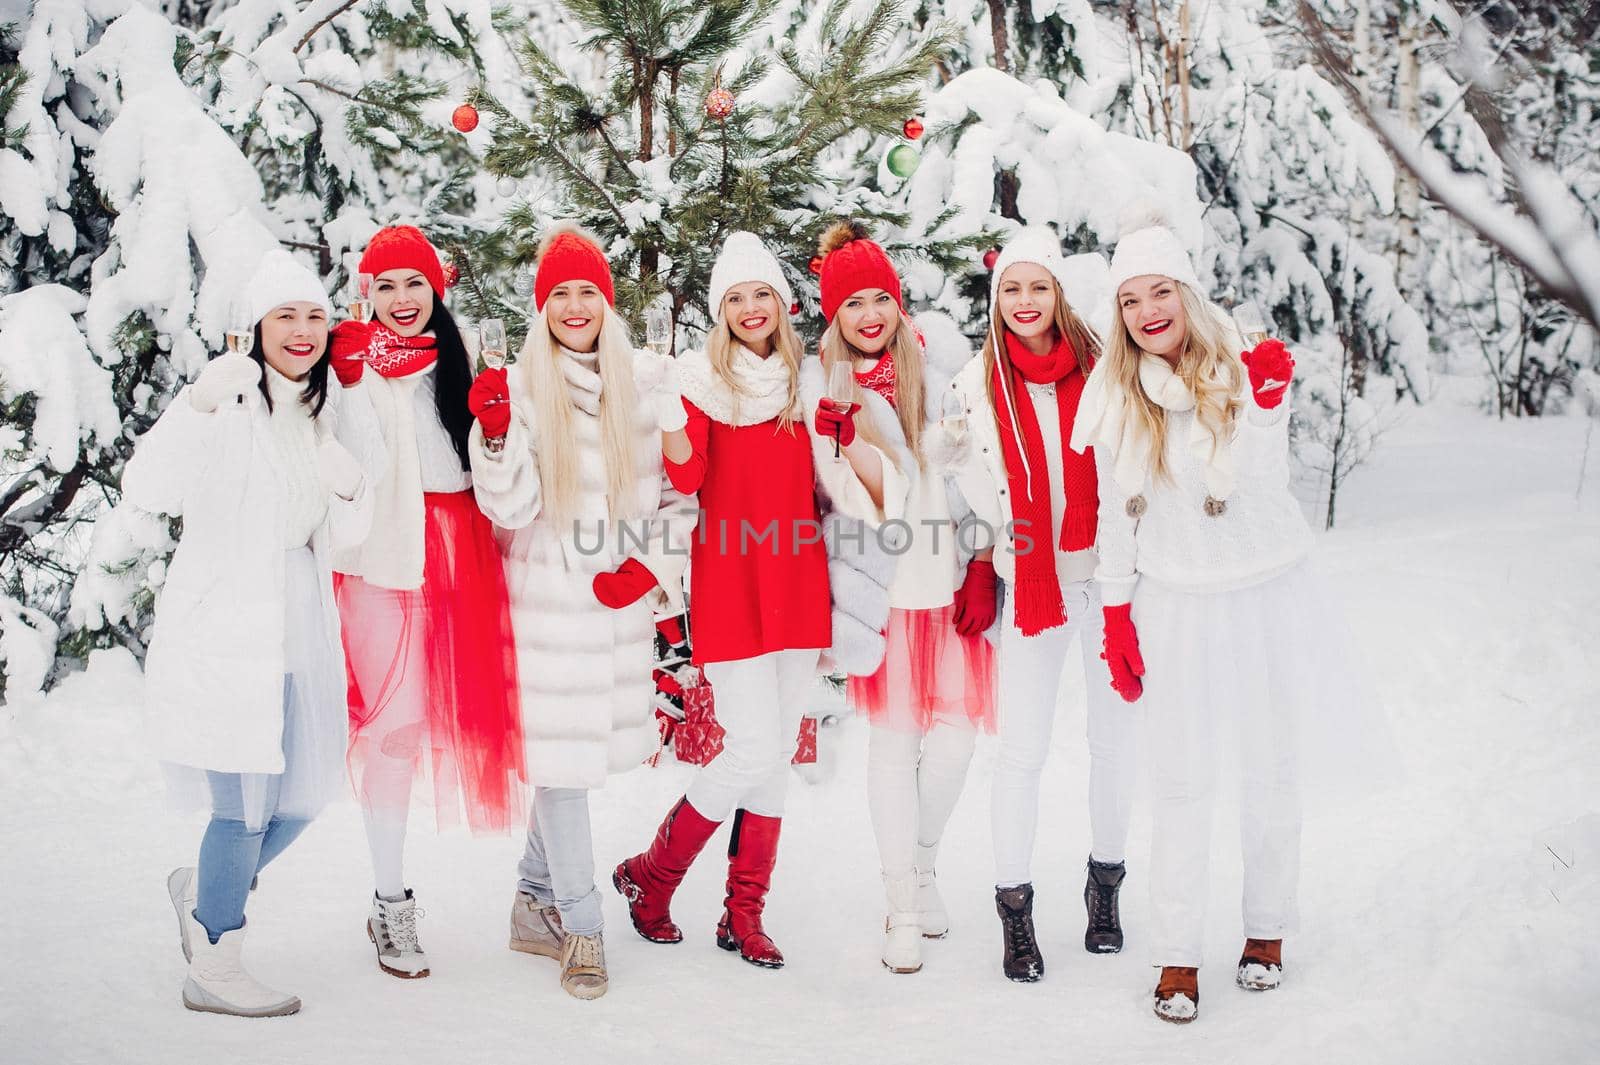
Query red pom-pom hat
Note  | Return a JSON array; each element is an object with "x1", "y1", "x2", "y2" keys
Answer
[
  {"x1": 359, "y1": 225, "x2": 448, "y2": 298},
  {"x1": 534, "y1": 228, "x2": 615, "y2": 312},
  {"x1": 817, "y1": 223, "x2": 904, "y2": 324}
]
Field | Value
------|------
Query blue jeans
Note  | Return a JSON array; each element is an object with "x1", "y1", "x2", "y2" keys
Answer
[{"x1": 194, "y1": 771, "x2": 311, "y2": 943}]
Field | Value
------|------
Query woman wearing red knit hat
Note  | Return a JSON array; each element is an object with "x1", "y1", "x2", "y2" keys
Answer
[
  {"x1": 465, "y1": 225, "x2": 696, "y2": 999},
  {"x1": 326, "y1": 224, "x2": 525, "y2": 980},
  {"x1": 613, "y1": 231, "x2": 841, "y2": 971},
  {"x1": 799, "y1": 221, "x2": 1000, "y2": 975},
  {"x1": 944, "y1": 225, "x2": 1130, "y2": 985}
]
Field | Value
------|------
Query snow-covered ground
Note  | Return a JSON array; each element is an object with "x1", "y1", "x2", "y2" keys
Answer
[{"x1": 4, "y1": 401, "x2": 1598, "y2": 1065}]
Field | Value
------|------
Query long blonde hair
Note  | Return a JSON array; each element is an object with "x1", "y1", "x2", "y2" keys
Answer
[
  {"x1": 706, "y1": 312, "x2": 804, "y2": 430},
  {"x1": 1103, "y1": 282, "x2": 1244, "y2": 482},
  {"x1": 980, "y1": 276, "x2": 1101, "y2": 422},
  {"x1": 517, "y1": 305, "x2": 642, "y2": 529},
  {"x1": 819, "y1": 313, "x2": 926, "y2": 465}
]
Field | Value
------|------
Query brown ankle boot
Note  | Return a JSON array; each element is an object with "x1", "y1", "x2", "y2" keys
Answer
[
  {"x1": 1236, "y1": 938, "x2": 1283, "y2": 991},
  {"x1": 1153, "y1": 966, "x2": 1200, "y2": 1024},
  {"x1": 994, "y1": 884, "x2": 1043, "y2": 982}
]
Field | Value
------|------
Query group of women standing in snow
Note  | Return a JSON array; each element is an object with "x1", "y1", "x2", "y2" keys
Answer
[{"x1": 133, "y1": 210, "x2": 1361, "y2": 1025}]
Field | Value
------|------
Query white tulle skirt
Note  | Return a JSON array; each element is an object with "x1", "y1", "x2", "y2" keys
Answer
[
  {"x1": 163, "y1": 546, "x2": 348, "y2": 831},
  {"x1": 1132, "y1": 559, "x2": 1396, "y2": 800}
]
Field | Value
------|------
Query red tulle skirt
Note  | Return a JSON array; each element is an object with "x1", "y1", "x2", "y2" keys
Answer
[
  {"x1": 847, "y1": 603, "x2": 998, "y2": 735},
  {"x1": 337, "y1": 490, "x2": 525, "y2": 833}
]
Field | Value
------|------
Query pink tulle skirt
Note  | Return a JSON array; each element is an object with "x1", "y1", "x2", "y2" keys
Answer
[
  {"x1": 847, "y1": 603, "x2": 998, "y2": 735},
  {"x1": 337, "y1": 491, "x2": 525, "y2": 833}
]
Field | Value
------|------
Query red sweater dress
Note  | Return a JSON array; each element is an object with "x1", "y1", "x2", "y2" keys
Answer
[{"x1": 666, "y1": 400, "x2": 831, "y2": 665}]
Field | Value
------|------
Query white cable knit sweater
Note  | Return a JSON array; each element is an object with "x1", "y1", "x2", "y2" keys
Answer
[{"x1": 263, "y1": 367, "x2": 328, "y2": 549}]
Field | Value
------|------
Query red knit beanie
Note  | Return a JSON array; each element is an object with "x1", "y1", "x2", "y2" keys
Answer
[
  {"x1": 359, "y1": 225, "x2": 447, "y2": 297},
  {"x1": 534, "y1": 228, "x2": 615, "y2": 311},
  {"x1": 818, "y1": 220, "x2": 904, "y2": 323}
]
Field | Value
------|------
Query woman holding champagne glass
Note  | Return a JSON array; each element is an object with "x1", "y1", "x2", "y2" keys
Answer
[
  {"x1": 800, "y1": 221, "x2": 999, "y2": 975},
  {"x1": 326, "y1": 225, "x2": 525, "y2": 979},
  {"x1": 614, "y1": 232, "x2": 836, "y2": 971},
  {"x1": 945, "y1": 225, "x2": 1129, "y2": 984},
  {"x1": 465, "y1": 225, "x2": 695, "y2": 999}
]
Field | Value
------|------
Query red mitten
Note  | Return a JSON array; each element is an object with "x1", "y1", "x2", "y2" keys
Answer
[
  {"x1": 1240, "y1": 338, "x2": 1295, "y2": 409},
  {"x1": 329, "y1": 320, "x2": 374, "y2": 387},
  {"x1": 468, "y1": 367, "x2": 511, "y2": 439},
  {"x1": 813, "y1": 401, "x2": 859, "y2": 448},
  {"x1": 952, "y1": 558, "x2": 998, "y2": 637},
  {"x1": 1100, "y1": 603, "x2": 1146, "y2": 703},
  {"x1": 592, "y1": 558, "x2": 658, "y2": 609}
]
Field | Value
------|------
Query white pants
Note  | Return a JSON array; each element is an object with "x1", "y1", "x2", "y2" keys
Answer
[
  {"x1": 867, "y1": 718, "x2": 977, "y2": 878},
  {"x1": 686, "y1": 649, "x2": 820, "y2": 820},
  {"x1": 517, "y1": 786, "x2": 602, "y2": 937},
  {"x1": 991, "y1": 579, "x2": 1136, "y2": 888},
  {"x1": 1138, "y1": 582, "x2": 1301, "y2": 967}
]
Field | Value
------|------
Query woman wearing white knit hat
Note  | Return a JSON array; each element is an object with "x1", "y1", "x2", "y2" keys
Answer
[
  {"x1": 129, "y1": 248, "x2": 379, "y2": 1017},
  {"x1": 945, "y1": 224, "x2": 1129, "y2": 983},
  {"x1": 1071, "y1": 218, "x2": 1382, "y2": 1023},
  {"x1": 615, "y1": 231, "x2": 836, "y2": 971}
]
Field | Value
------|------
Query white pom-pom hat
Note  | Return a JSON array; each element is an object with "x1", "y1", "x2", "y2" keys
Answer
[
  {"x1": 1106, "y1": 224, "x2": 1202, "y2": 296},
  {"x1": 708, "y1": 232, "x2": 794, "y2": 323},
  {"x1": 246, "y1": 248, "x2": 332, "y2": 325}
]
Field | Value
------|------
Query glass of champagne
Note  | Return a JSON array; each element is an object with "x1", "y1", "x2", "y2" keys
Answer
[
  {"x1": 826, "y1": 360, "x2": 855, "y2": 458},
  {"x1": 1233, "y1": 300, "x2": 1286, "y2": 394},
  {"x1": 224, "y1": 303, "x2": 254, "y2": 407},
  {"x1": 348, "y1": 272, "x2": 374, "y2": 324},
  {"x1": 645, "y1": 304, "x2": 672, "y2": 358},
  {"x1": 479, "y1": 318, "x2": 508, "y2": 370},
  {"x1": 937, "y1": 388, "x2": 968, "y2": 466}
]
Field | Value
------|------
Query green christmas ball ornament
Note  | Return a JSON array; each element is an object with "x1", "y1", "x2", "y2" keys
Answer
[{"x1": 886, "y1": 144, "x2": 921, "y2": 179}]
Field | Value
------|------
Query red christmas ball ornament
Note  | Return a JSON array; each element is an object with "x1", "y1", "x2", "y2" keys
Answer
[
  {"x1": 705, "y1": 87, "x2": 736, "y2": 120},
  {"x1": 789, "y1": 302, "x2": 800, "y2": 315},
  {"x1": 442, "y1": 262, "x2": 460, "y2": 287},
  {"x1": 451, "y1": 103, "x2": 480, "y2": 133},
  {"x1": 903, "y1": 116, "x2": 925, "y2": 140},
  {"x1": 808, "y1": 255, "x2": 824, "y2": 276},
  {"x1": 982, "y1": 248, "x2": 1000, "y2": 270}
]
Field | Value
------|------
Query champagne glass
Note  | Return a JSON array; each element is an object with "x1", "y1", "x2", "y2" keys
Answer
[
  {"x1": 1233, "y1": 300, "x2": 1269, "y2": 346},
  {"x1": 645, "y1": 304, "x2": 672, "y2": 358},
  {"x1": 224, "y1": 301, "x2": 254, "y2": 407},
  {"x1": 348, "y1": 272, "x2": 374, "y2": 324},
  {"x1": 826, "y1": 360, "x2": 855, "y2": 458},
  {"x1": 479, "y1": 318, "x2": 508, "y2": 370},
  {"x1": 937, "y1": 388, "x2": 968, "y2": 464}
]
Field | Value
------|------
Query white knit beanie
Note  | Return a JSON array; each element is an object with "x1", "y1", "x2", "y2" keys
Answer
[
  {"x1": 245, "y1": 249, "x2": 333, "y2": 325},
  {"x1": 1106, "y1": 224, "x2": 1202, "y2": 296},
  {"x1": 988, "y1": 226, "x2": 1078, "y2": 312},
  {"x1": 707, "y1": 232, "x2": 793, "y2": 323}
]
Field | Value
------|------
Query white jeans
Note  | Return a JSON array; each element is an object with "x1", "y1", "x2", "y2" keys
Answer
[
  {"x1": 686, "y1": 649, "x2": 820, "y2": 821},
  {"x1": 517, "y1": 786, "x2": 602, "y2": 937},
  {"x1": 991, "y1": 579, "x2": 1135, "y2": 888},
  {"x1": 1137, "y1": 584, "x2": 1301, "y2": 967},
  {"x1": 867, "y1": 718, "x2": 977, "y2": 878}
]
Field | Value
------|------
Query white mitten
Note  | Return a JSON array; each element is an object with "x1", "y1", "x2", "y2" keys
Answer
[
  {"x1": 316, "y1": 439, "x2": 364, "y2": 501},
  {"x1": 189, "y1": 354, "x2": 262, "y2": 413},
  {"x1": 924, "y1": 426, "x2": 973, "y2": 472},
  {"x1": 641, "y1": 353, "x2": 688, "y2": 432}
]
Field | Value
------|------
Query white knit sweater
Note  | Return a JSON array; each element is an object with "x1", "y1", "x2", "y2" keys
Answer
[
  {"x1": 1092, "y1": 398, "x2": 1312, "y2": 605},
  {"x1": 263, "y1": 367, "x2": 327, "y2": 549}
]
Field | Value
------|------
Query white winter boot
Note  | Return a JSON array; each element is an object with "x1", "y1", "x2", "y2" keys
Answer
[
  {"x1": 882, "y1": 873, "x2": 923, "y2": 974},
  {"x1": 168, "y1": 867, "x2": 200, "y2": 963},
  {"x1": 914, "y1": 843, "x2": 949, "y2": 939},
  {"x1": 181, "y1": 925, "x2": 301, "y2": 1017},
  {"x1": 368, "y1": 891, "x2": 431, "y2": 978},
  {"x1": 509, "y1": 890, "x2": 565, "y2": 960}
]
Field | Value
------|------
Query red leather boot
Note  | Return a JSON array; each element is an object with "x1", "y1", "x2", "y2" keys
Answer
[
  {"x1": 613, "y1": 797, "x2": 720, "y2": 943},
  {"x1": 715, "y1": 810, "x2": 785, "y2": 969}
]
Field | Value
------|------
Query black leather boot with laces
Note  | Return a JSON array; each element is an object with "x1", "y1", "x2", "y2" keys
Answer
[
  {"x1": 995, "y1": 884, "x2": 1044, "y2": 982},
  {"x1": 1083, "y1": 857, "x2": 1126, "y2": 954}
]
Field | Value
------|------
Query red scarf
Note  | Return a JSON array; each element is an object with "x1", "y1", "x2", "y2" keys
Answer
[
  {"x1": 366, "y1": 323, "x2": 439, "y2": 378},
  {"x1": 991, "y1": 331, "x2": 1099, "y2": 636},
  {"x1": 854, "y1": 352, "x2": 897, "y2": 407}
]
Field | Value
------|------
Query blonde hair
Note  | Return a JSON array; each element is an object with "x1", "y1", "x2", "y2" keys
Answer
[
  {"x1": 1102, "y1": 282, "x2": 1244, "y2": 482},
  {"x1": 818, "y1": 313, "x2": 926, "y2": 465},
  {"x1": 980, "y1": 276, "x2": 1101, "y2": 423},
  {"x1": 706, "y1": 307, "x2": 804, "y2": 431},
  {"x1": 516, "y1": 304, "x2": 642, "y2": 529}
]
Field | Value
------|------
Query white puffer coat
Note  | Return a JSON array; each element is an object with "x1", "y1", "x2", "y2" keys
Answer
[{"x1": 469, "y1": 349, "x2": 696, "y2": 790}]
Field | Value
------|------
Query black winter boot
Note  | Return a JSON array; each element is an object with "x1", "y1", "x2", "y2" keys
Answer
[
  {"x1": 1083, "y1": 857, "x2": 1126, "y2": 954},
  {"x1": 995, "y1": 884, "x2": 1044, "y2": 983}
]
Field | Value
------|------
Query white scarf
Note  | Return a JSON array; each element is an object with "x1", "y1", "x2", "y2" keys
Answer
[
  {"x1": 558, "y1": 346, "x2": 603, "y2": 417},
  {"x1": 675, "y1": 344, "x2": 799, "y2": 426},
  {"x1": 1071, "y1": 353, "x2": 1237, "y2": 501}
]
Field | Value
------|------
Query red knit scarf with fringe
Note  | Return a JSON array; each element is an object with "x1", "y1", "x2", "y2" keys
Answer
[{"x1": 992, "y1": 331, "x2": 1098, "y2": 636}]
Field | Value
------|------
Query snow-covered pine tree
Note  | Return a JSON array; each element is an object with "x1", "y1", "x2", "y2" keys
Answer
[{"x1": 462, "y1": 0, "x2": 984, "y2": 342}]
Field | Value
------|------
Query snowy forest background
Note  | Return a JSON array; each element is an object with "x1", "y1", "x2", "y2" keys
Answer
[{"x1": 2, "y1": 0, "x2": 1598, "y2": 700}]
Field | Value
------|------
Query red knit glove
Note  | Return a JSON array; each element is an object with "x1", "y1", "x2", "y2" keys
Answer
[
  {"x1": 813, "y1": 401, "x2": 859, "y2": 449},
  {"x1": 1240, "y1": 338, "x2": 1295, "y2": 409},
  {"x1": 329, "y1": 320, "x2": 374, "y2": 387},
  {"x1": 951, "y1": 558, "x2": 998, "y2": 637},
  {"x1": 592, "y1": 558, "x2": 658, "y2": 609},
  {"x1": 468, "y1": 367, "x2": 511, "y2": 439},
  {"x1": 1100, "y1": 603, "x2": 1145, "y2": 703}
]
